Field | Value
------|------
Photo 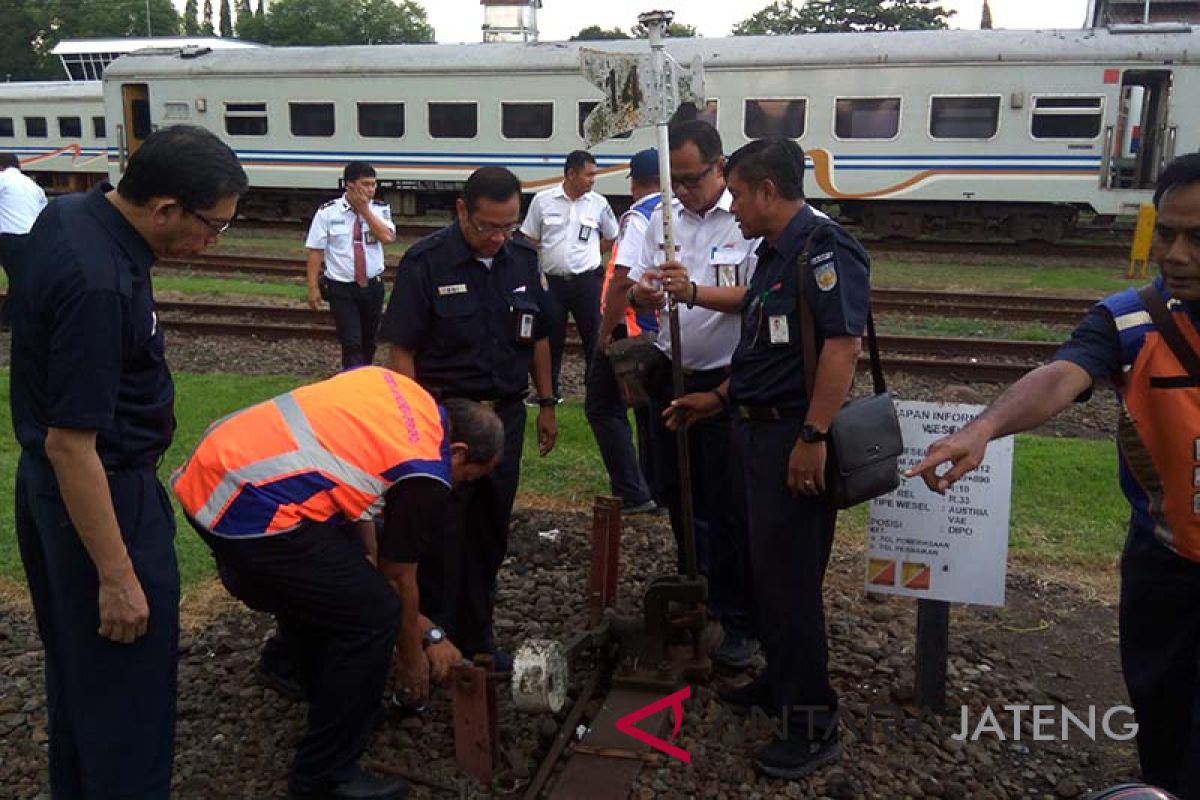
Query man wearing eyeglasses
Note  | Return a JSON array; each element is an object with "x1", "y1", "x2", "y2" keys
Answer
[
  {"x1": 380, "y1": 166, "x2": 557, "y2": 669},
  {"x1": 305, "y1": 162, "x2": 397, "y2": 370},
  {"x1": 519, "y1": 150, "x2": 620, "y2": 400},
  {"x1": 8, "y1": 125, "x2": 247, "y2": 799},
  {"x1": 627, "y1": 119, "x2": 760, "y2": 672}
]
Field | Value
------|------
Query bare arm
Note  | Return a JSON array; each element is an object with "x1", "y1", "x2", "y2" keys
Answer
[
  {"x1": 361, "y1": 205, "x2": 397, "y2": 245},
  {"x1": 387, "y1": 344, "x2": 417, "y2": 379},
  {"x1": 907, "y1": 360, "x2": 1094, "y2": 493},
  {"x1": 659, "y1": 260, "x2": 746, "y2": 313},
  {"x1": 355, "y1": 519, "x2": 378, "y2": 566},
  {"x1": 789, "y1": 336, "x2": 862, "y2": 495},
  {"x1": 598, "y1": 268, "x2": 634, "y2": 348},
  {"x1": 531, "y1": 337, "x2": 557, "y2": 456},
  {"x1": 44, "y1": 426, "x2": 148, "y2": 643},
  {"x1": 305, "y1": 249, "x2": 324, "y2": 310}
]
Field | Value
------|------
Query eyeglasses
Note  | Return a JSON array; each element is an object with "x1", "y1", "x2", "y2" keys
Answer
[
  {"x1": 466, "y1": 216, "x2": 520, "y2": 237},
  {"x1": 670, "y1": 161, "x2": 718, "y2": 190},
  {"x1": 189, "y1": 209, "x2": 234, "y2": 235}
]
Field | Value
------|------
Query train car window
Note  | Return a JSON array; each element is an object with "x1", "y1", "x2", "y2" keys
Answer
[
  {"x1": 744, "y1": 99, "x2": 807, "y2": 139},
  {"x1": 429, "y1": 102, "x2": 478, "y2": 139},
  {"x1": 0, "y1": 118, "x2": 13, "y2": 138},
  {"x1": 92, "y1": 116, "x2": 106, "y2": 139},
  {"x1": 929, "y1": 96, "x2": 1000, "y2": 139},
  {"x1": 577, "y1": 102, "x2": 632, "y2": 140},
  {"x1": 225, "y1": 102, "x2": 268, "y2": 136},
  {"x1": 501, "y1": 102, "x2": 553, "y2": 140},
  {"x1": 835, "y1": 98, "x2": 901, "y2": 140},
  {"x1": 358, "y1": 103, "x2": 405, "y2": 138},
  {"x1": 290, "y1": 103, "x2": 335, "y2": 137},
  {"x1": 58, "y1": 117, "x2": 82, "y2": 138},
  {"x1": 1031, "y1": 96, "x2": 1103, "y2": 140},
  {"x1": 25, "y1": 117, "x2": 47, "y2": 139}
]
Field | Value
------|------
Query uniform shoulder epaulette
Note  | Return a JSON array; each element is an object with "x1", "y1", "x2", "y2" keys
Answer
[
  {"x1": 319, "y1": 198, "x2": 338, "y2": 209},
  {"x1": 370, "y1": 198, "x2": 389, "y2": 206},
  {"x1": 507, "y1": 235, "x2": 537, "y2": 254},
  {"x1": 404, "y1": 226, "x2": 449, "y2": 259}
]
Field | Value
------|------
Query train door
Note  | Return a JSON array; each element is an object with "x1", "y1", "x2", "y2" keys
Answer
[
  {"x1": 1104, "y1": 70, "x2": 1175, "y2": 190},
  {"x1": 119, "y1": 83, "x2": 151, "y2": 170}
]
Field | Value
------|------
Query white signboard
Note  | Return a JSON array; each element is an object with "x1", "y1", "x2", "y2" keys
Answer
[
  {"x1": 579, "y1": 49, "x2": 705, "y2": 146},
  {"x1": 865, "y1": 401, "x2": 1013, "y2": 607}
]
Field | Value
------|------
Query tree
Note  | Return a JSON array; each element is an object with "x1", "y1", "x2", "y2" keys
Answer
[
  {"x1": 733, "y1": 0, "x2": 954, "y2": 35},
  {"x1": 570, "y1": 25, "x2": 630, "y2": 41},
  {"x1": 219, "y1": 0, "x2": 232, "y2": 37},
  {"x1": 0, "y1": 1, "x2": 59, "y2": 81},
  {"x1": 255, "y1": 0, "x2": 264, "y2": 16},
  {"x1": 202, "y1": 0, "x2": 215, "y2": 34},
  {"x1": 980, "y1": 0, "x2": 993, "y2": 29},
  {"x1": 258, "y1": 0, "x2": 434, "y2": 46},
  {"x1": 184, "y1": 0, "x2": 201, "y2": 34},
  {"x1": 53, "y1": 0, "x2": 182, "y2": 39},
  {"x1": 630, "y1": 21, "x2": 699, "y2": 38}
]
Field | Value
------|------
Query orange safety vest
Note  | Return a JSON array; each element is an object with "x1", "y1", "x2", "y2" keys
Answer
[
  {"x1": 601, "y1": 240, "x2": 642, "y2": 336},
  {"x1": 172, "y1": 367, "x2": 450, "y2": 538}
]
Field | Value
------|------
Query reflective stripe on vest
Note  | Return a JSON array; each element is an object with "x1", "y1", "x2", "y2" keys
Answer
[
  {"x1": 1101, "y1": 282, "x2": 1200, "y2": 562},
  {"x1": 173, "y1": 367, "x2": 450, "y2": 538}
]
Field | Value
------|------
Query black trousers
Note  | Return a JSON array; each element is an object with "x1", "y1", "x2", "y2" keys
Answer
[
  {"x1": 647, "y1": 362, "x2": 753, "y2": 636},
  {"x1": 0, "y1": 232, "x2": 30, "y2": 328},
  {"x1": 326, "y1": 277, "x2": 385, "y2": 370},
  {"x1": 1120, "y1": 535, "x2": 1200, "y2": 798},
  {"x1": 584, "y1": 342, "x2": 654, "y2": 508},
  {"x1": 419, "y1": 399, "x2": 526, "y2": 656},
  {"x1": 735, "y1": 418, "x2": 838, "y2": 738},
  {"x1": 15, "y1": 454, "x2": 180, "y2": 799},
  {"x1": 191, "y1": 518, "x2": 401, "y2": 790},
  {"x1": 545, "y1": 268, "x2": 603, "y2": 397}
]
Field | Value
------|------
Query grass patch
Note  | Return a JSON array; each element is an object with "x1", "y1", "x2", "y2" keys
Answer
[
  {"x1": 153, "y1": 273, "x2": 309, "y2": 301},
  {"x1": 0, "y1": 372, "x2": 1126, "y2": 594},
  {"x1": 876, "y1": 314, "x2": 1073, "y2": 342},
  {"x1": 871, "y1": 256, "x2": 1136, "y2": 295}
]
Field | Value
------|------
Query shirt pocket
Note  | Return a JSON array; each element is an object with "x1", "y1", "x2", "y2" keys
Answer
[
  {"x1": 431, "y1": 291, "x2": 481, "y2": 348},
  {"x1": 509, "y1": 293, "x2": 540, "y2": 345}
]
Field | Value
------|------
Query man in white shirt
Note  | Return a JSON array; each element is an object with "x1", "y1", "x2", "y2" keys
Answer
[
  {"x1": 305, "y1": 161, "x2": 397, "y2": 370},
  {"x1": 520, "y1": 150, "x2": 619, "y2": 398},
  {"x1": 0, "y1": 152, "x2": 49, "y2": 326},
  {"x1": 628, "y1": 121, "x2": 759, "y2": 669}
]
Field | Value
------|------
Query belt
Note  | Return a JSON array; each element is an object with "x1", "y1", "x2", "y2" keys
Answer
[
  {"x1": 736, "y1": 404, "x2": 806, "y2": 421},
  {"x1": 441, "y1": 392, "x2": 525, "y2": 411},
  {"x1": 325, "y1": 275, "x2": 383, "y2": 286},
  {"x1": 545, "y1": 267, "x2": 602, "y2": 282}
]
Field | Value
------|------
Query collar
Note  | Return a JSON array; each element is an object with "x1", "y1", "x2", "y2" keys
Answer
[
  {"x1": 444, "y1": 221, "x2": 510, "y2": 268},
  {"x1": 85, "y1": 183, "x2": 155, "y2": 272},
  {"x1": 682, "y1": 187, "x2": 733, "y2": 221},
  {"x1": 756, "y1": 204, "x2": 818, "y2": 261}
]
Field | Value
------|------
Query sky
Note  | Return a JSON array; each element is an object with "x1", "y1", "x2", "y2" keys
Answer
[{"x1": 423, "y1": 1, "x2": 1093, "y2": 43}]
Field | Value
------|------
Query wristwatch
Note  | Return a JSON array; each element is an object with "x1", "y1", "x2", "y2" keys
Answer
[
  {"x1": 536, "y1": 396, "x2": 558, "y2": 408},
  {"x1": 799, "y1": 424, "x2": 829, "y2": 443},
  {"x1": 422, "y1": 626, "x2": 446, "y2": 648}
]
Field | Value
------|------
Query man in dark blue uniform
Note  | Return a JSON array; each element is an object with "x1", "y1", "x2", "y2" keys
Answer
[
  {"x1": 667, "y1": 138, "x2": 870, "y2": 779},
  {"x1": 8, "y1": 125, "x2": 246, "y2": 799},
  {"x1": 381, "y1": 166, "x2": 557, "y2": 664}
]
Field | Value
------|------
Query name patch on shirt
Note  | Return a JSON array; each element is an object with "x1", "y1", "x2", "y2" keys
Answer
[
  {"x1": 810, "y1": 251, "x2": 834, "y2": 266},
  {"x1": 438, "y1": 283, "x2": 469, "y2": 296}
]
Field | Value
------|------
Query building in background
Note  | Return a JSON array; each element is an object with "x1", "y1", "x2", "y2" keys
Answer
[
  {"x1": 1088, "y1": 0, "x2": 1200, "y2": 25},
  {"x1": 50, "y1": 37, "x2": 258, "y2": 81},
  {"x1": 481, "y1": 0, "x2": 542, "y2": 43}
]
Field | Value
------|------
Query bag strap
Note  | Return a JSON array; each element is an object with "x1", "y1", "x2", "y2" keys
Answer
[
  {"x1": 1137, "y1": 283, "x2": 1200, "y2": 381},
  {"x1": 797, "y1": 224, "x2": 886, "y2": 399}
]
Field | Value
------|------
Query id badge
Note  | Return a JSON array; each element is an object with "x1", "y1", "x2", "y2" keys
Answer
[
  {"x1": 364, "y1": 229, "x2": 377, "y2": 246},
  {"x1": 577, "y1": 224, "x2": 593, "y2": 242},
  {"x1": 516, "y1": 312, "x2": 535, "y2": 343},
  {"x1": 768, "y1": 315, "x2": 790, "y2": 345},
  {"x1": 717, "y1": 263, "x2": 737, "y2": 287}
]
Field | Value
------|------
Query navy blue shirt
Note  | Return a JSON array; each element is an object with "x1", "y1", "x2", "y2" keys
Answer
[
  {"x1": 379, "y1": 222, "x2": 550, "y2": 400},
  {"x1": 729, "y1": 206, "x2": 871, "y2": 408},
  {"x1": 9, "y1": 184, "x2": 174, "y2": 468},
  {"x1": 1053, "y1": 305, "x2": 1121, "y2": 388}
]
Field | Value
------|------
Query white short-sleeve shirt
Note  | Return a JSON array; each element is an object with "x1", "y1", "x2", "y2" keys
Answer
[
  {"x1": 304, "y1": 195, "x2": 395, "y2": 282},
  {"x1": 0, "y1": 167, "x2": 48, "y2": 235},
  {"x1": 629, "y1": 188, "x2": 760, "y2": 371},
  {"x1": 520, "y1": 183, "x2": 619, "y2": 276}
]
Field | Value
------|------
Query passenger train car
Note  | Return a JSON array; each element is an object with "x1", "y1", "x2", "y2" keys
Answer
[
  {"x1": 0, "y1": 81, "x2": 107, "y2": 193},
  {"x1": 5, "y1": 26, "x2": 1197, "y2": 239}
]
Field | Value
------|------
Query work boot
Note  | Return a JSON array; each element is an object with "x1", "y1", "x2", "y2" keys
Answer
[
  {"x1": 289, "y1": 765, "x2": 408, "y2": 800},
  {"x1": 752, "y1": 733, "x2": 841, "y2": 780},
  {"x1": 256, "y1": 662, "x2": 307, "y2": 702},
  {"x1": 713, "y1": 630, "x2": 760, "y2": 670},
  {"x1": 623, "y1": 499, "x2": 658, "y2": 516}
]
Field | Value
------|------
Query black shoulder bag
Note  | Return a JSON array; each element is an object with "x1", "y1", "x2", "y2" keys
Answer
[
  {"x1": 797, "y1": 226, "x2": 903, "y2": 509},
  {"x1": 1137, "y1": 284, "x2": 1200, "y2": 380}
]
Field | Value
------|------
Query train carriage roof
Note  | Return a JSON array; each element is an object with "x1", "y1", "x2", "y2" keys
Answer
[
  {"x1": 0, "y1": 82, "x2": 104, "y2": 101},
  {"x1": 102, "y1": 26, "x2": 1199, "y2": 80}
]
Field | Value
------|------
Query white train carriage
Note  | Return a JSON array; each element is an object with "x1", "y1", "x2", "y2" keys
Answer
[
  {"x1": 101, "y1": 26, "x2": 1200, "y2": 239},
  {"x1": 0, "y1": 81, "x2": 108, "y2": 193}
]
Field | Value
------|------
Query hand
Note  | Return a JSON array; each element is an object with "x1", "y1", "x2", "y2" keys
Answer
[
  {"x1": 537, "y1": 406, "x2": 557, "y2": 456},
  {"x1": 346, "y1": 182, "x2": 370, "y2": 212},
  {"x1": 307, "y1": 284, "x2": 321, "y2": 310},
  {"x1": 659, "y1": 260, "x2": 692, "y2": 301},
  {"x1": 787, "y1": 439, "x2": 827, "y2": 497},
  {"x1": 426, "y1": 639, "x2": 464, "y2": 684},
  {"x1": 597, "y1": 327, "x2": 614, "y2": 356},
  {"x1": 395, "y1": 645, "x2": 431, "y2": 705},
  {"x1": 905, "y1": 428, "x2": 989, "y2": 494},
  {"x1": 664, "y1": 391, "x2": 722, "y2": 431},
  {"x1": 97, "y1": 567, "x2": 150, "y2": 644},
  {"x1": 632, "y1": 271, "x2": 666, "y2": 311}
]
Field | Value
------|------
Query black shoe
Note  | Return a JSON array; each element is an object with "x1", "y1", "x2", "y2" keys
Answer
[
  {"x1": 719, "y1": 676, "x2": 774, "y2": 716},
  {"x1": 257, "y1": 663, "x2": 307, "y2": 702},
  {"x1": 752, "y1": 734, "x2": 841, "y2": 780},
  {"x1": 289, "y1": 765, "x2": 408, "y2": 800},
  {"x1": 713, "y1": 630, "x2": 759, "y2": 670}
]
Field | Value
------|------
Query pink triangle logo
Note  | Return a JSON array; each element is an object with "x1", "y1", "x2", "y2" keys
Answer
[{"x1": 614, "y1": 686, "x2": 692, "y2": 764}]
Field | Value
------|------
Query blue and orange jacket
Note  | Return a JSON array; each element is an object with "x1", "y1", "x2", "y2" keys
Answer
[
  {"x1": 1102, "y1": 281, "x2": 1200, "y2": 562},
  {"x1": 172, "y1": 367, "x2": 450, "y2": 538}
]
